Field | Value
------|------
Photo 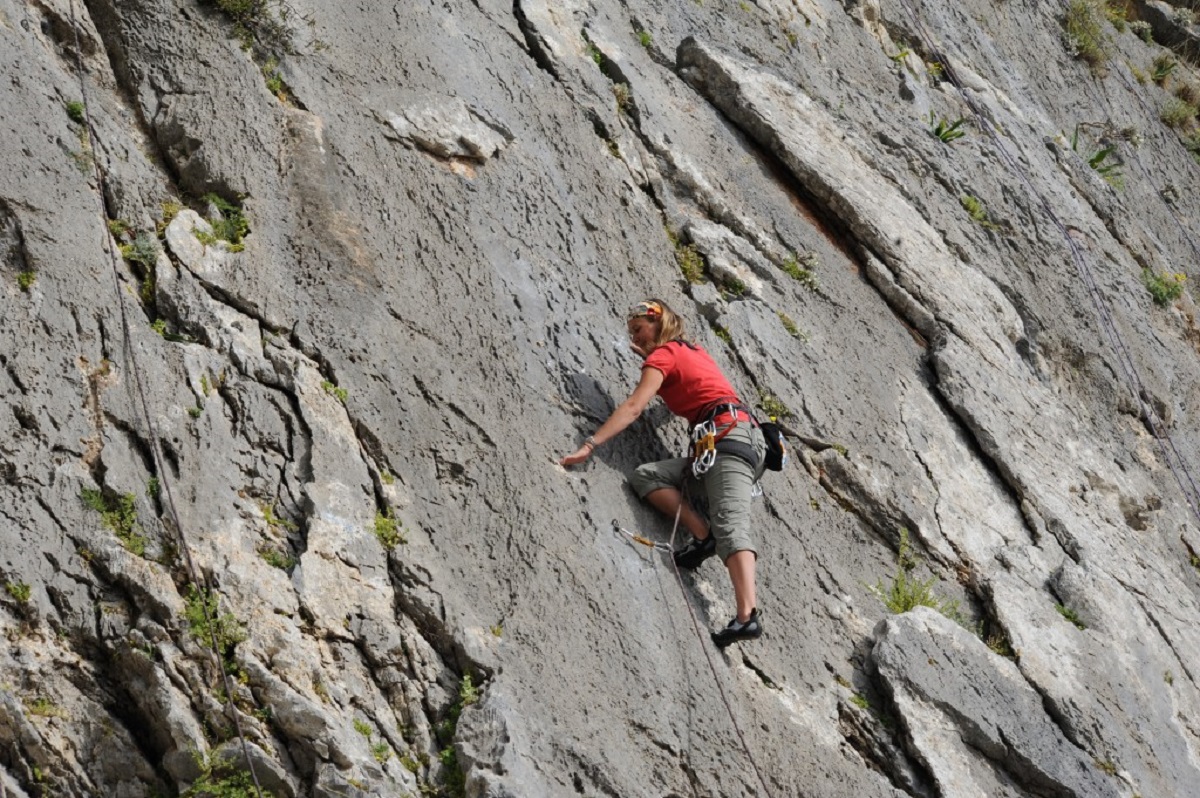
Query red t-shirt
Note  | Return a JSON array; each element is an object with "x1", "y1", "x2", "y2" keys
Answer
[{"x1": 643, "y1": 341, "x2": 740, "y2": 425}]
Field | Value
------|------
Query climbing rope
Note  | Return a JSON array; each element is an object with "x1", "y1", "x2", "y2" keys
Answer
[
  {"x1": 65, "y1": 3, "x2": 266, "y2": 794},
  {"x1": 614, "y1": 502, "x2": 778, "y2": 798},
  {"x1": 891, "y1": 0, "x2": 1200, "y2": 526}
]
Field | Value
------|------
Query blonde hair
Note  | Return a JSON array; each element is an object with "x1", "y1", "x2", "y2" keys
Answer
[{"x1": 628, "y1": 298, "x2": 687, "y2": 350}]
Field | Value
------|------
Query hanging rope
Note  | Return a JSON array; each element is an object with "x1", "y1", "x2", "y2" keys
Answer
[
  {"x1": 891, "y1": 0, "x2": 1200, "y2": 526},
  {"x1": 614, "y1": 504, "x2": 779, "y2": 798},
  {"x1": 65, "y1": 3, "x2": 266, "y2": 794}
]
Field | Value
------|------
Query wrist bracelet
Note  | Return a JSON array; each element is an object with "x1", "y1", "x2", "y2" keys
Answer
[{"x1": 584, "y1": 435, "x2": 597, "y2": 449}]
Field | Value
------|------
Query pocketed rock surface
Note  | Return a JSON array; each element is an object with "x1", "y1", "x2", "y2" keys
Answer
[{"x1": 1, "y1": 0, "x2": 1199, "y2": 796}]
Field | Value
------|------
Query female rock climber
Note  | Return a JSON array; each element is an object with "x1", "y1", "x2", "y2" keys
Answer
[{"x1": 559, "y1": 299, "x2": 767, "y2": 646}]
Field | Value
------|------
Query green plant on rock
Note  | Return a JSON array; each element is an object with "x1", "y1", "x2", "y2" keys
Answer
[
  {"x1": 612, "y1": 82, "x2": 632, "y2": 115},
  {"x1": 1094, "y1": 757, "x2": 1118, "y2": 776},
  {"x1": 261, "y1": 56, "x2": 285, "y2": 100},
  {"x1": 1085, "y1": 144, "x2": 1124, "y2": 188},
  {"x1": 65, "y1": 100, "x2": 86, "y2": 125},
  {"x1": 353, "y1": 718, "x2": 373, "y2": 737},
  {"x1": 960, "y1": 195, "x2": 999, "y2": 229},
  {"x1": 777, "y1": 311, "x2": 808, "y2": 341},
  {"x1": 184, "y1": 586, "x2": 247, "y2": 667},
  {"x1": 1064, "y1": 0, "x2": 1111, "y2": 71},
  {"x1": 1160, "y1": 98, "x2": 1198, "y2": 129},
  {"x1": 1130, "y1": 19, "x2": 1153, "y2": 42},
  {"x1": 781, "y1": 252, "x2": 819, "y2": 290},
  {"x1": 81, "y1": 487, "x2": 147, "y2": 556},
  {"x1": 850, "y1": 693, "x2": 870, "y2": 710},
  {"x1": 374, "y1": 507, "x2": 406, "y2": 549},
  {"x1": 199, "y1": 194, "x2": 249, "y2": 251},
  {"x1": 26, "y1": 697, "x2": 62, "y2": 718},
  {"x1": 261, "y1": 503, "x2": 298, "y2": 533},
  {"x1": 710, "y1": 323, "x2": 732, "y2": 345},
  {"x1": 16, "y1": 271, "x2": 36, "y2": 292},
  {"x1": 757, "y1": 390, "x2": 792, "y2": 420},
  {"x1": 1142, "y1": 268, "x2": 1186, "y2": 306},
  {"x1": 637, "y1": 29, "x2": 652, "y2": 48},
  {"x1": 928, "y1": 112, "x2": 966, "y2": 143},
  {"x1": 5, "y1": 582, "x2": 31, "y2": 604},
  {"x1": 372, "y1": 739, "x2": 392, "y2": 764},
  {"x1": 873, "y1": 528, "x2": 964, "y2": 621},
  {"x1": 1103, "y1": 0, "x2": 1127, "y2": 31},
  {"x1": 320, "y1": 380, "x2": 348, "y2": 404},
  {"x1": 1055, "y1": 602, "x2": 1087, "y2": 629},
  {"x1": 258, "y1": 546, "x2": 296, "y2": 570},
  {"x1": 182, "y1": 752, "x2": 256, "y2": 798},
  {"x1": 1152, "y1": 53, "x2": 1178, "y2": 84},
  {"x1": 120, "y1": 233, "x2": 159, "y2": 268}
]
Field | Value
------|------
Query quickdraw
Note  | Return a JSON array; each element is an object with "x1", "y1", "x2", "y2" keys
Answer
[
  {"x1": 612, "y1": 519, "x2": 673, "y2": 551},
  {"x1": 691, "y1": 419, "x2": 719, "y2": 477}
]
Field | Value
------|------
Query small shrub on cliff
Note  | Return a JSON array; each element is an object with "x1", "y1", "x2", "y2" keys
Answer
[
  {"x1": 1142, "y1": 268, "x2": 1186, "y2": 306},
  {"x1": 16, "y1": 271, "x2": 36, "y2": 292},
  {"x1": 5, "y1": 582, "x2": 31, "y2": 604},
  {"x1": 374, "y1": 508, "x2": 406, "y2": 549},
  {"x1": 781, "y1": 252, "x2": 819, "y2": 290},
  {"x1": 1055, "y1": 602, "x2": 1087, "y2": 629},
  {"x1": 1064, "y1": 0, "x2": 1111, "y2": 71},
  {"x1": 182, "y1": 752, "x2": 255, "y2": 798},
  {"x1": 81, "y1": 488, "x2": 147, "y2": 556},
  {"x1": 64, "y1": 100, "x2": 86, "y2": 125},
  {"x1": 1160, "y1": 98, "x2": 1198, "y2": 129},
  {"x1": 184, "y1": 586, "x2": 247, "y2": 667},
  {"x1": 873, "y1": 529, "x2": 964, "y2": 622}
]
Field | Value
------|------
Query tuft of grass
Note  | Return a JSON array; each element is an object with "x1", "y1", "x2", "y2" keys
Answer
[
  {"x1": 638, "y1": 29, "x2": 652, "y2": 48},
  {"x1": 1176, "y1": 80, "x2": 1200, "y2": 109},
  {"x1": 65, "y1": 100, "x2": 86, "y2": 125},
  {"x1": 1142, "y1": 268, "x2": 1186, "y2": 306},
  {"x1": 1103, "y1": 0, "x2": 1126, "y2": 31},
  {"x1": 81, "y1": 487, "x2": 147, "y2": 556},
  {"x1": 381, "y1": 470, "x2": 395, "y2": 486},
  {"x1": 1160, "y1": 98, "x2": 1198, "y2": 129},
  {"x1": 1085, "y1": 144, "x2": 1124, "y2": 188},
  {"x1": 612, "y1": 82, "x2": 632, "y2": 115},
  {"x1": 676, "y1": 244, "x2": 705, "y2": 283},
  {"x1": 374, "y1": 507, "x2": 406, "y2": 549},
  {"x1": 1094, "y1": 758, "x2": 1118, "y2": 776},
  {"x1": 258, "y1": 546, "x2": 296, "y2": 570},
  {"x1": 320, "y1": 380, "x2": 348, "y2": 404},
  {"x1": 261, "y1": 504, "x2": 298, "y2": 533},
  {"x1": 200, "y1": 194, "x2": 249, "y2": 251},
  {"x1": 960, "y1": 195, "x2": 999, "y2": 228},
  {"x1": 1152, "y1": 53, "x2": 1178, "y2": 84},
  {"x1": 1064, "y1": 0, "x2": 1111, "y2": 71},
  {"x1": 777, "y1": 311, "x2": 808, "y2": 341},
  {"x1": 371, "y1": 739, "x2": 392, "y2": 763},
  {"x1": 873, "y1": 528, "x2": 963, "y2": 621},
  {"x1": 261, "y1": 56, "x2": 285, "y2": 99},
  {"x1": 711, "y1": 324, "x2": 732, "y2": 345},
  {"x1": 5, "y1": 582, "x2": 31, "y2": 604},
  {"x1": 1164, "y1": 669, "x2": 1175, "y2": 685},
  {"x1": 781, "y1": 252, "x2": 820, "y2": 290},
  {"x1": 928, "y1": 112, "x2": 966, "y2": 143},
  {"x1": 181, "y1": 753, "x2": 255, "y2": 798},
  {"x1": 16, "y1": 271, "x2": 36, "y2": 292},
  {"x1": 353, "y1": 718, "x2": 372, "y2": 737},
  {"x1": 490, "y1": 623, "x2": 503, "y2": 637},
  {"x1": 721, "y1": 275, "x2": 747, "y2": 298},
  {"x1": 120, "y1": 232, "x2": 160, "y2": 269},
  {"x1": 26, "y1": 697, "x2": 62, "y2": 718},
  {"x1": 1055, "y1": 602, "x2": 1087, "y2": 629},
  {"x1": 850, "y1": 693, "x2": 870, "y2": 710},
  {"x1": 758, "y1": 390, "x2": 792, "y2": 420}
]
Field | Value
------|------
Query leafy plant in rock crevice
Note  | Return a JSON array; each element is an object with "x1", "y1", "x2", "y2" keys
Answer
[
  {"x1": 1063, "y1": 0, "x2": 1111, "y2": 72},
  {"x1": 16, "y1": 271, "x2": 36, "y2": 292},
  {"x1": 184, "y1": 586, "x2": 248, "y2": 672},
  {"x1": 1142, "y1": 268, "x2": 1186, "y2": 306},
  {"x1": 432, "y1": 674, "x2": 481, "y2": 798},
  {"x1": 928, "y1": 112, "x2": 966, "y2": 143},
  {"x1": 872, "y1": 528, "x2": 964, "y2": 623},
  {"x1": 81, "y1": 487, "x2": 147, "y2": 556},
  {"x1": 781, "y1": 252, "x2": 819, "y2": 291}
]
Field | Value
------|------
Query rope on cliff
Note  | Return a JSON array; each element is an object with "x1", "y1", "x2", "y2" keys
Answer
[
  {"x1": 65, "y1": 3, "x2": 266, "y2": 795},
  {"x1": 614, "y1": 510, "x2": 778, "y2": 798},
  {"x1": 892, "y1": 0, "x2": 1200, "y2": 527}
]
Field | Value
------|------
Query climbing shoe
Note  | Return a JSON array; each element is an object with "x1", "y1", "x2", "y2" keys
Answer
[
  {"x1": 673, "y1": 534, "x2": 716, "y2": 569},
  {"x1": 711, "y1": 609, "x2": 763, "y2": 648}
]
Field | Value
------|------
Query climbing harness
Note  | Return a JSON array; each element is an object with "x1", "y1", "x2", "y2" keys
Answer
[
  {"x1": 65, "y1": 3, "x2": 266, "y2": 794},
  {"x1": 612, "y1": 506, "x2": 778, "y2": 798},
  {"x1": 891, "y1": 0, "x2": 1200, "y2": 526}
]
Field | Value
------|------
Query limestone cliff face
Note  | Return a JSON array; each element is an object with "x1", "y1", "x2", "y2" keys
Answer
[{"x1": 2, "y1": 0, "x2": 1200, "y2": 796}]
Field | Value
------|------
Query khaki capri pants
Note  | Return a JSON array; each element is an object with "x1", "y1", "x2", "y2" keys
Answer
[{"x1": 628, "y1": 422, "x2": 767, "y2": 562}]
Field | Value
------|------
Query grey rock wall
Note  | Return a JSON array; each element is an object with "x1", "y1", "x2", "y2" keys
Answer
[{"x1": 1, "y1": 0, "x2": 1199, "y2": 796}]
